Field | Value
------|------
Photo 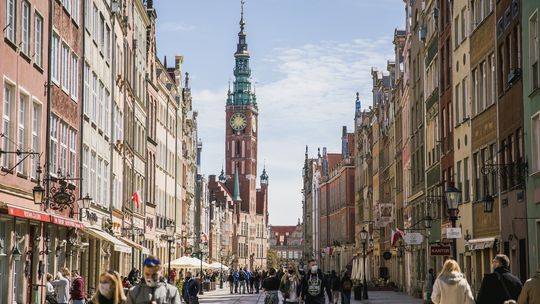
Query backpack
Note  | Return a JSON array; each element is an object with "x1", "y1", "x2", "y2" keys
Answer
[
  {"x1": 239, "y1": 271, "x2": 246, "y2": 280},
  {"x1": 331, "y1": 277, "x2": 341, "y2": 290},
  {"x1": 342, "y1": 279, "x2": 352, "y2": 291}
]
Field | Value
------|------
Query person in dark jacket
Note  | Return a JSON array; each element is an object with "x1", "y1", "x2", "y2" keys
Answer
[
  {"x1": 70, "y1": 270, "x2": 86, "y2": 304},
  {"x1": 300, "y1": 259, "x2": 332, "y2": 304},
  {"x1": 227, "y1": 273, "x2": 234, "y2": 294},
  {"x1": 340, "y1": 272, "x2": 353, "y2": 304},
  {"x1": 262, "y1": 268, "x2": 281, "y2": 304},
  {"x1": 329, "y1": 270, "x2": 340, "y2": 304},
  {"x1": 181, "y1": 272, "x2": 199, "y2": 304},
  {"x1": 477, "y1": 254, "x2": 522, "y2": 304}
]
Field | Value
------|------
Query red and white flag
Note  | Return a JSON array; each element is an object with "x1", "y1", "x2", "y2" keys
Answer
[
  {"x1": 131, "y1": 191, "x2": 141, "y2": 208},
  {"x1": 202, "y1": 232, "x2": 208, "y2": 242},
  {"x1": 391, "y1": 228, "x2": 405, "y2": 247}
]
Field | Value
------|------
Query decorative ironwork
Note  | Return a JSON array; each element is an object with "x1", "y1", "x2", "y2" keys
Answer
[
  {"x1": 48, "y1": 176, "x2": 76, "y2": 212},
  {"x1": 480, "y1": 162, "x2": 528, "y2": 189}
]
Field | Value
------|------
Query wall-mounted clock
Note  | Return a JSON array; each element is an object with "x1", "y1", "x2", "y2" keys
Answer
[{"x1": 230, "y1": 113, "x2": 247, "y2": 131}]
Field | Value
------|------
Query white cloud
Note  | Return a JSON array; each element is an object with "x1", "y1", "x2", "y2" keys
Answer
[{"x1": 194, "y1": 37, "x2": 394, "y2": 225}]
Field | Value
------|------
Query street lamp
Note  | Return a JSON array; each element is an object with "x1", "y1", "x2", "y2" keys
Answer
[
  {"x1": 483, "y1": 194, "x2": 494, "y2": 213},
  {"x1": 424, "y1": 215, "x2": 433, "y2": 229},
  {"x1": 445, "y1": 183, "x2": 461, "y2": 259},
  {"x1": 166, "y1": 224, "x2": 175, "y2": 282},
  {"x1": 219, "y1": 249, "x2": 224, "y2": 289},
  {"x1": 360, "y1": 227, "x2": 369, "y2": 300}
]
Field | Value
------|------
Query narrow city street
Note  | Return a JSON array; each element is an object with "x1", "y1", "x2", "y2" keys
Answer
[{"x1": 198, "y1": 287, "x2": 422, "y2": 304}]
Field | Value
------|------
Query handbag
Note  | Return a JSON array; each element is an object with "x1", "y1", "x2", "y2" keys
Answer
[{"x1": 495, "y1": 272, "x2": 517, "y2": 304}]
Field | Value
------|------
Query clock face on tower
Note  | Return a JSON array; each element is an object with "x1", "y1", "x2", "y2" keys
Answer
[{"x1": 230, "y1": 113, "x2": 247, "y2": 131}]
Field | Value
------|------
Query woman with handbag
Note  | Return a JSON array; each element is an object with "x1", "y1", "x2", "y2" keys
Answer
[{"x1": 431, "y1": 259, "x2": 474, "y2": 304}]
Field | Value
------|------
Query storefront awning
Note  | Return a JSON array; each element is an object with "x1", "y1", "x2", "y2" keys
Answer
[
  {"x1": 84, "y1": 228, "x2": 131, "y2": 253},
  {"x1": 50, "y1": 215, "x2": 84, "y2": 229},
  {"x1": 467, "y1": 237, "x2": 496, "y2": 250},
  {"x1": 118, "y1": 237, "x2": 151, "y2": 255},
  {"x1": 7, "y1": 205, "x2": 50, "y2": 222}
]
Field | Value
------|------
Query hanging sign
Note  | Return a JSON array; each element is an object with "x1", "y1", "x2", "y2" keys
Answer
[
  {"x1": 430, "y1": 245, "x2": 451, "y2": 256},
  {"x1": 403, "y1": 232, "x2": 424, "y2": 245},
  {"x1": 446, "y1": 227, "x2": 462, "y2": 239}
]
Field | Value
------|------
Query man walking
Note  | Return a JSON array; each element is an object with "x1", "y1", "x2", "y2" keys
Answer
[
  {"x1": 182, "y1": 271, "x2": 200, "y2": 304},
  {"x1": 477, "y1": 254, "x2": 522, "y2": 304},
  {"x1": 239, "y1": 268, "x2": 247, "y2": 294},
  {"x1": 300, "y1": 259, "x2": 332, "y2": 304},
  {"x1": 70, "y1": 270, "x2": 86, "y2": 304},
  {"x1": 126, "y1": 256, "x2": 181, "y2": 304}
]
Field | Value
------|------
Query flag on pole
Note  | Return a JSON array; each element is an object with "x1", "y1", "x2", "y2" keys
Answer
[
  {"x1": 131, "y1": 191, "x2": 141, "y2": 208},
  {"x1": 391, "y1": 228, "x2": 405, "y2": 247}
]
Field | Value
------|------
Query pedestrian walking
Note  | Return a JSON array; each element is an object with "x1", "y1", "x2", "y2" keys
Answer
[
  {"x1": 52, "y1": 271, "x2": 70, "y2": 304},
  {"x1": 300, "y1": 259, "x2": 332, "y2": 304},
  {"x1": 181, "y1": 271, "x2": 200, "y2": 304},
  {"x1": 227, "y1": 272, "x2": 234, "y2": 294},
  {"x1": 46, "y1": 273, "x2": 58, "y2": 304},
  {"x1": 245, "y1": 268, "x2": 252, "y2": 293},
  {"x1": 262, "y1": 268, "x2": 280, "y2": 304},
  {"x1": 126, "y1": 256, "x2": 180, "y2": 304},
  {"x1": 249, "y1": 270, "x2": 255, "y2": 294},
  {"x1": 70, "y1": 270, "x2": 86, "y2": 304},
  {"x1": 340, "y1": 272, "x2": 353, "y2": 304},
  {"x1": 329, "y1": 270, "x2": 341, "y2": 304},
  {"x1": 424, "y1": 268, "x2": 436, "y2": 304},
  {"x1": 477, "y1": 254, "x2": 522, "y2": 304},
  {"x1": 127, "y1": 268, "x2": 140, "y2": 286},
  {"x1": 233, "y1": 269, "x2": 239, "y2": 293},
  {"x1": 87, "y1": 271, "x2": 126, "y2": 304},
  {"x1": 239, "y1": 268, "x2": 247, "y2": 294},
  {"x1": 430, "y1": 259, "x2": 474, "y2": 304},
  {"x1": 254, "y1": 270, "x2": 261, "y2": 294},
  {"x1": 517, "y1": 268, "x2": 540, "y2": 304},
  {"x1": 279, "y1": 262, "x2": 301, "y2": 303}
]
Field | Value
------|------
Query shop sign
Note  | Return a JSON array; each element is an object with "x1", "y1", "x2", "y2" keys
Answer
[
  {"x1": 51, "y1": 216, "x2": 84, "y2": 229},
  {"x1": 430, "y1": 245, "x2": 451, "y2": 256},
  {"x1": 403, "y1": 232, "x2": 424, "y2": 245},
  {"x1": 8, "y1": 206, "x2": 50, "y2": 222},
  {"x1": 446, "y1": 228, "x2": 462, "y2": 239}
]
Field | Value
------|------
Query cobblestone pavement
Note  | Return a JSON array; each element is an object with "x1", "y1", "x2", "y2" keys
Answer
[{"x1": 197, "y1": 287, "x2": 422, "y2": 303}]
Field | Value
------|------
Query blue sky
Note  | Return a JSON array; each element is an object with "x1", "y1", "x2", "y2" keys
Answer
[{"x1": 154, "y1": 0, "x2": 403, "y2": 226}]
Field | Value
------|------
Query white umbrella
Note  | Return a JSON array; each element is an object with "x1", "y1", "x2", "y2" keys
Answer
[
  {"x1": 208, "y1": 262, "x2": 229, "y2": 271},
  {"x1": 167, "y1": 256, "x2": 202, "y2": 269}
]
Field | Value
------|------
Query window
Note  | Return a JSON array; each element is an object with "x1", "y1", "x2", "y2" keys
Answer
[
  {"x1": 62, "y1": 43, "x2": 70, "y2": 91},
  {"x1": 90, "y1": 151, "x2": 96, "y2": 201},
  {"x1": 2, "y1": 84, "x2": 14, "y2": 168},
  {"x1": 60, "y1": 122, "x2": 68, "y2": 175},
  {"x1": 30, "y1": 103, "x2": 41, "y2": 179},
  {"x1": 105, "y1": 25, "x2": 111, "y2": 60},
  {"x1": 481, "y1": 61, "x2": 487, "y2": 110},
  {"x1": 99, "y1": 14, "x2": 105, "y2": 50},
  {"x1": 104, "y1": 161, "x2": 109, "y2": 206},
  {"x1": 72, "y1": 0, "x2": 79, "y2": 24},
  {"x1": 50, "y1": 116, "x2": 58, "y2": 174},
  {"x1": 92, "y1": 73, "x2": 97, "y2": 121},
  {"x1": 464, "y1": 157, "x2": 470, "y2": 201},
  {"x1": 489, "y1": 54, "x2": 495, "y2": 105},
  {"x1": 21, "y1": 1, "x2": 30, "y2": 55},
  {"x1": 52, "y1": 33, "x2": 60, "y2": 83},
  {"x1": 454, "y1": 15, "x2": 460, "y2": 46},
  {"x1": 462, "y1": 77, "x2": 468, "y2": 120},
  {"x1": 473, "y1": 152, "x2": 479, "y2": 201},
  {"x1": 98, "y1": 82, "x2": 104, "y2": 128},
  {"x1": 84, "y1": 0, "x2": 89, "y2": 30},
  {"x1": 92, "y1": 4, "x2": 98, "y2": 38},
  {"x1": 104, "y1": 90, "x2": 110, "y2": 135},
  {"x1": 533, "y1": 114, "x2": 540, "y2": 172},
  {"x1": 96, "y1": 157, "x2": 102, "y2": 204},
  {"x1": 34, "y1": 14, "x2": 43, "y2": 67},
  {"x1": 82, "y1": 146, "x2": 88, "y2": 195},
  {"x1": 455, "y1": 83, "x2": 461, "y2": 124},
  {"x1": 461, "y1": 8, "x2": 467, "y2": 41},
  {"x1": 472, "y1": 68, "x2": 478, "y2": 115},
  {"x1": 71, "y1": 53, "x2": 78, "y2": 100},
  {"x1": 530, "y1": 11, "x2": 539, "y2": 90},
  {"x1": 83, "y1": 63, "x2": 90, "y2": 114},
  {"x1": 69, "y1": 128, "x2": 76, "y2": 176},
  {"x1": 17, "y1": 94, "x2": 28, "y2": 175},
  {"x1": 4, "y1": 0, "x2": 15, "y2": 41}
]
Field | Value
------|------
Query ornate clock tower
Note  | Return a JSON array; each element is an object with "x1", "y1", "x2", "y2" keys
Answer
[{"x1": 225, "y1": 0, "x2": 259, "y2": 214}]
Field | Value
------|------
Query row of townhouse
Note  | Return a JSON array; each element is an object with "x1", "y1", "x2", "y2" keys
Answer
[
  {"x1": 0, "y1": 0, "x2": 200, "y2": 302},
  {"x1": 303, "y1": 0, "x2": 540, "y2": 300}
]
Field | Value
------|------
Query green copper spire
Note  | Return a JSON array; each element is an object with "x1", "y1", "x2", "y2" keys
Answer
[
  {"x1": 228, "y1": 0, "x2": 257, "y2": 108},
  {"x1": 233, "y1": 163, "x2": 242, "y2": 201}
]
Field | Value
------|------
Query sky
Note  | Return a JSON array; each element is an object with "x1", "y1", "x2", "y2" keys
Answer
[{"x1": 154, "y1": 0, "x2": 403, "y2": 226}]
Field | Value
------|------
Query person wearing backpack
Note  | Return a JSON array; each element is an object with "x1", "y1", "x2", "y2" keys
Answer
[
  {"x1": 239, "y1": 268, "x2": 247, "y2": 294},
  {"x1": 340, "y1": 272, "x2": 353, "y2": 304},
  {"x1": 329, "y1": 271, "x2": 341, "y2": 304},
  {"x1": 477, "y1": 254, "x2": 522, "y2": 304},
  {"x1": 279, "y1": 263, "x2": 301, "y2": 303},
  {"x1": 126, "y1": 256, "x2": 180, "y2": 304},
  {"x1": 300, "y1": 259, "x2": 332, "y2": 304},
  {"x1": 70, "y1": 270, "x2": 86, "y2": 304}
]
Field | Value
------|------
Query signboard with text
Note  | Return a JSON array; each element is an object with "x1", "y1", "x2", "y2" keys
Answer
[
  {"x1": 446, "y1": 228, "x2": 462, "y2": 239},
  {"x1": 430, "y1": 245, "x2": 451, "y2": 256},
  {"x1": 403, "y1": 233, "x2": 424, "y2": 245}
]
